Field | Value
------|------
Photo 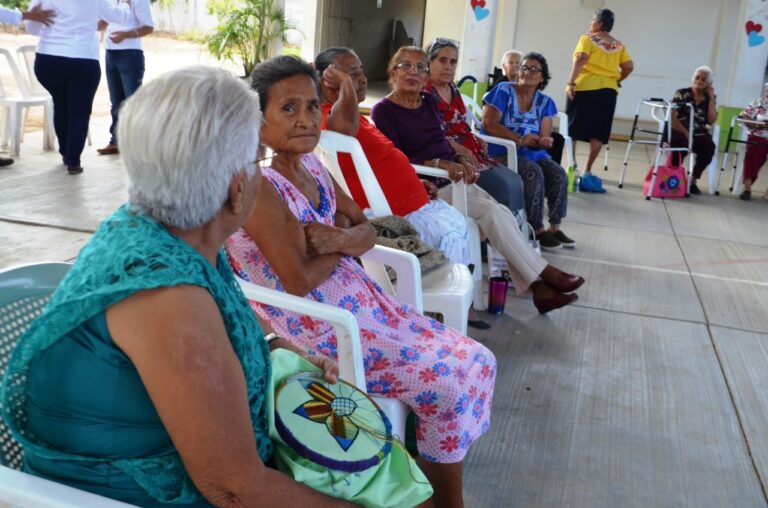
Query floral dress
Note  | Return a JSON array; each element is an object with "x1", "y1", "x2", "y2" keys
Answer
[{"x1": 225, "y1": 153, "x2": 496, "y2": 463}]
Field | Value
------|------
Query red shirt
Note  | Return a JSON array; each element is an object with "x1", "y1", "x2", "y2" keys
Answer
[{"x1": 321, "y1": 103, "x2": 429, "y2": 216}]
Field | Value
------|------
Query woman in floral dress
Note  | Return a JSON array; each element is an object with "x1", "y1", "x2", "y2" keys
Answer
[{"x1": 224, "y1": 55, "x2": 495, "y2": 508}]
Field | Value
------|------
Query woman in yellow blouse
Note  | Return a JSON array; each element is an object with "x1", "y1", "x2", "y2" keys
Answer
[{"x1": 566, "y1": 8, "x2": 633, "y2": 187}]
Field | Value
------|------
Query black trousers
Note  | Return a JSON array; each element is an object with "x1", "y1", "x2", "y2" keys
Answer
[
  {"x1": 669, "y1": 129, "x2": 715, "y2": 180},
  {"x1": 35, "y1": 53, "x2": 101, "y2": 166}
]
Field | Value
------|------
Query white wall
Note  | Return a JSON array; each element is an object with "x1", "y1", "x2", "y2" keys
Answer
[
  {"x1": 504, "y1": 0, "x2": 743, "y2": 122},
  {"x1": 727, "y1": 0, "x2": 768, "y2": 107}
]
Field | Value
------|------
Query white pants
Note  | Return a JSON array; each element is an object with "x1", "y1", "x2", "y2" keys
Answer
[
  {"x1": 438, "y1": 184, "x2": 547, "y2": 295},
  {"x1": 406, "y1": 198, "x2": 470, "y2": 265}
]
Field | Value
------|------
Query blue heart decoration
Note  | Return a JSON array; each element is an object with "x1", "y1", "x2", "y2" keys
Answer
[
  {"x1": 474, "y1": 6, "x2": 489, "y2": 21},
  {"x1": 749, "y1": 30, "x2": 766, "y2": 47}
]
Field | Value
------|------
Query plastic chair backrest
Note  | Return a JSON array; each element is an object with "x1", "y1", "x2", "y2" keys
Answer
[
  {"x1": 0, "y1": 262, "x2": 71, "y2": 469},
  {"x1": 317, "y1": 131, "x2": 393, "y2": 218},
  {"x1": 0, "y1": 48, "x2": 32, "y2": 98},
  {"x1": 460, "y1": 93, "x2": 483, "y2": 131},
  {"x1": 16, "y1": 45, "x2": 48, "y2": 98}
]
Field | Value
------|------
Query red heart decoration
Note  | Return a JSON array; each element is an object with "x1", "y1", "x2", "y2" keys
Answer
[
  {"x1": 470, "y1": 0, "x2": 486, "y2": 9},
  {"x1": 746, "y1": 20, "x2": 763, "y2": 35}
]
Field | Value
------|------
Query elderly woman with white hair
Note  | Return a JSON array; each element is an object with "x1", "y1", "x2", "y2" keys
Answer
[
  {"x1": 669, "y1": 66, "x2": 718, "y2": 194},
  {"x1": 1, "y1": 66, "x2": 349, "y2": 507}
]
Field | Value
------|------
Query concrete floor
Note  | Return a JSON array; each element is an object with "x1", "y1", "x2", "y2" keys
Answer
[{"x1": 2, "y1": 36, "x2": 768, "y2": 507}]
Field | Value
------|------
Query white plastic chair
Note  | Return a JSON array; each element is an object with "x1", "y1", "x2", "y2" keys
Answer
[
  {"x1": 317, "y1": 130, "x2": 475, "y2": 332},
  {"x1": 0, "y1": 262, "x2": 138, "y2": 507},
  {"x1": 555, "y1": 111, "x2": 576, "y2": 171},
  {"x1": 0, "y1": 465, "x2": 138, "y2": 507},
  {"x1": 461, "y1": 93, "x2": 518, "y2": 171},
  {"x1": 237, "y1": 243, "x2": 415, "y2": 439},
  {"x1": 716, "y1": 117, "x2": 760, "y2": 196},
  {"x1": 0, "y1": 47, "x2": 55, "y2": 156}
]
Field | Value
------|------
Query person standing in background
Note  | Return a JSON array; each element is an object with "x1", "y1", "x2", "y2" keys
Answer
[
  {"x1": 97, "y1": 0, "x2": 154, "y2": 156},
  {"x1": 25, "y1": 0, "x2": 132, "y2": 175},
  {"x1": 565, "y1": 8, "x2": 633, "y2": 191},
  {"x1": 0, "y1": 4, "x2": 56, "y2": 168}
]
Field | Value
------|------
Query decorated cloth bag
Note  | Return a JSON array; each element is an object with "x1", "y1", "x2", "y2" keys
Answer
[
  {"x1": 643, "y1": 164, "x2": 687, "y2": 198},
  {"x1": 267, "y1": 348, "x2": 433, "y2": 508}
]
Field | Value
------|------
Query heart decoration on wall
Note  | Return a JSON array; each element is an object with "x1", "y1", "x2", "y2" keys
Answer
[
  {"x1": 746, "y1": 20, "x2": 766, "y2": 47},
  {"x1": 470, "y1": 0, "x2": 489, "y2": 22}
]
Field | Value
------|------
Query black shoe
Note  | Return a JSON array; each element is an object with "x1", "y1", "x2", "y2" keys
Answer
[
  {"x1": 67, "y1": 165, "x2": 83, "y2": 175},
  {"x1": 552, "y1": 230, "x2": 576, "y2": 248},
  {"x1": 468, "y1": 319, "x2": 491, "y2": 330},
  {"x1": 536, "y1": 230, "x2": 562, "y2": 251},
  {"x1": 0, "y1": 157, "x2": 14, "y2": 167},
  {"x1": 740, "y1": 190, "x2": 752, "y2": 201},
  {"x1": 689, "y1": 182, "x2": 701, "y2": 195}
]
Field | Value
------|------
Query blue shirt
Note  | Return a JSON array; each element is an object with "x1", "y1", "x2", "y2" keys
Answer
[{"x1": 481, "y1": 82, "x2": 557, "y2": 161}]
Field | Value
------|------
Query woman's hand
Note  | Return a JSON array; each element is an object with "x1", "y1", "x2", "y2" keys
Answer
[
  {"x1": 449, "y1": 139, "x2": 479, "y2": 168},
  {"x1": 520, "y1": 133, "x2": 541, "y2": 148},
  {"x1": 109, "y1": 30, "x2": 130, "y2": 44},
  {"x1": 459, "y1": 160, "x2": 480, "y2": 184},
  {"x1": 321, "y1": 64, "x2": 352, "y2": 96},
  {"x1": 421, "y1": 179, "x2": 440, "y2": 200},
  {"x1": 22, "y1": 5, "x2": 56, "y2": 26},
  {"x1": 446, "y1": 160, "x2": 479, "y2": 184},
  {"x1": 566, "y1": 83, "x2": 576, "y2": 100},
  {"x1": 304, "y1": 222, "x2": 346, "y2": 256},
  {"x1": 538, "y1": 136, "x2": 554, "y2": 149},
  {"x1": 304, "y1": 354, "x2": 339, "y2": 384},
  {"x1": 334, "y1": 211, "x2": 352, "y2": 229},
  {"x1": 706, "y1": 84, "x2": 716, "y2": 101}
]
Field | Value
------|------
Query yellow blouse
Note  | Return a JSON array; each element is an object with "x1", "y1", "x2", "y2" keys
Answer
[{"x1": 570, "y1": 34, "x2": 631, "y2": 93}]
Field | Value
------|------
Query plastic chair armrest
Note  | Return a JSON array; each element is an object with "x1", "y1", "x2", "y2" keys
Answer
[
  {"x1": 412, "y1": 164, "x2": 469, "y2": 215},
  {"x1": 0, "y1": 465, "x2": 138, "y2": 507},
  {"x1": 236, "y1": 278, "x2": 366, "y2": 389},
  {"x1": 359, "y1": 244, "x2": 423, "y2": 311}
]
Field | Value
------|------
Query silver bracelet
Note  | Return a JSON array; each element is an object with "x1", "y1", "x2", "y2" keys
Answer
[{"x1": 264, "y1": 332, "x2": 282, "y2": 345}]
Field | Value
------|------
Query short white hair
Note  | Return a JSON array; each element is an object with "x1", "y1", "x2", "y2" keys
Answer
[
  {"x1": 501, "y1": 50, "x2": 522, "y2": 65},
  {"x1": 119, "y1": 66, "x2": 262, "y2": 230},
  {"x1": 693, "y1": 65, "x2": 714, "y2": 84}
]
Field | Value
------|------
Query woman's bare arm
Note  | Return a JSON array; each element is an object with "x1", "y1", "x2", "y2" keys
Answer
[
  {"x1": 618, "y1": 60, "x2": 633, "y2": 85},
  {"x1": 322, "y1": 66, "x2": 360, "y2": 136},
  {"x1": 107, "y1": 286, "x2": 352, "y2": 507},
  {"x1": 244, "y1": 180, "x2": 342, "y2": 296},
  {"x1": 304, "y1": 176, "x2": 376, "y2": 258}
]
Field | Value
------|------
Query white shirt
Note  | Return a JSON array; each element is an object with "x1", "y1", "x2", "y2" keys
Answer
[
  {"x1": 0, "y1": 7, "x2": 22, "y2": 26},
  {"x1": 105, "y1": 0, "x2": 153, "y2": 51},
  {"x1": 25, "y1": 0, "x2": 131, "y2": 60}
]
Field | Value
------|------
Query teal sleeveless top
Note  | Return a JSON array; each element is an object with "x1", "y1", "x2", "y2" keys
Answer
[{"x1": 1, "y1": 205, "x2": 272, "y2": 505}]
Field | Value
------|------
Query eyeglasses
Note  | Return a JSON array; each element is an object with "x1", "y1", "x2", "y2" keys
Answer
[
  {"x1": 520, "y1": 65, "x2": 542, "y2": 74},
  {"x1": 395, "y1": 62, "x2": 429, "y2": 74}
]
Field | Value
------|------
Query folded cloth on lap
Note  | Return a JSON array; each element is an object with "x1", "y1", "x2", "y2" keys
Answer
[{"x1": 370, "y1": 215, "x2": 450, "y2": 281}]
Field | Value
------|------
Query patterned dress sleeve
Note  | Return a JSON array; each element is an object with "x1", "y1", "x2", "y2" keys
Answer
[
  {"x1": 539, "y1": 94, "x2": 558, "y2": 119},
  {"x1": 482, "y1": 81, "x2": 511, "y2": 115}
]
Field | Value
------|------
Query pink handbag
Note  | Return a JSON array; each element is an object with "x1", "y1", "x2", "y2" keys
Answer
[{"x1": 643, "y1": 164, "x2": 687, "y2": 198}]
